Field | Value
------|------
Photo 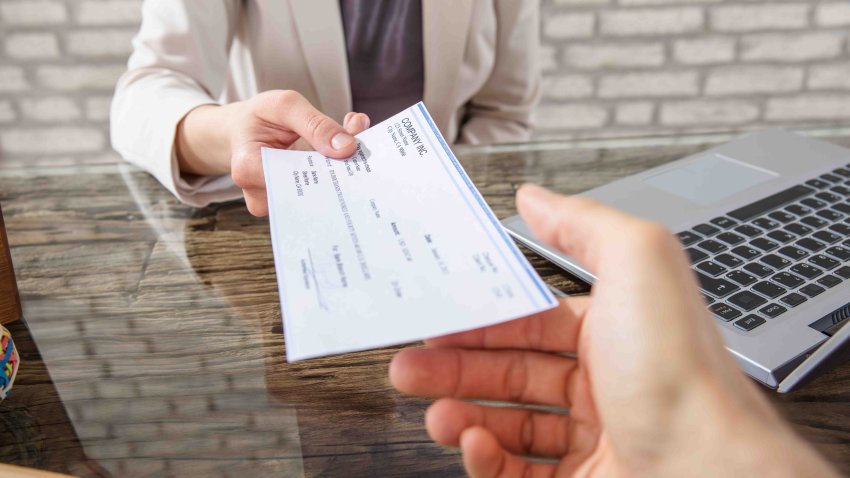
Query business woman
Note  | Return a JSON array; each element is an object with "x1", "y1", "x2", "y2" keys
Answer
[{"x1": 111, "y1": 0, "x2": 541, "y2": 215}]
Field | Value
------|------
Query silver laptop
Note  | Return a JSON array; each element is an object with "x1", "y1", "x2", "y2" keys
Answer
[{"x1": 503, "y1": 130, "x2": 850, "y2": 392}]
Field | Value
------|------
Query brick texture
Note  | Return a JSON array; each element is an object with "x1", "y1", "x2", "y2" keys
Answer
[
  {"x1": 539, "y1": 0, "x2": 850, "y2": 140},
  {"x1": 0, "y1": 0, "x2": 849, "y2": 166}
]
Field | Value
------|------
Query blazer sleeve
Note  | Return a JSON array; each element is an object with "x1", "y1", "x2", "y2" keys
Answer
[
  {"x1": 110, "y1": 0, "x2": 243, "y2": 207},
  {"x1": 457, "y1": 0, "x2": 541, "y2": 145}
]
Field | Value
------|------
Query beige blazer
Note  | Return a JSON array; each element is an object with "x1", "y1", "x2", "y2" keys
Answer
[{"x1": 111, "y1": 0, "x2": 541, "y2": 207}]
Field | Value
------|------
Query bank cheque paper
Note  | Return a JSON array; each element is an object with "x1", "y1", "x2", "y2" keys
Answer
[{"x1": 262, "y1": 103, "x2": 557, "y2": 361}]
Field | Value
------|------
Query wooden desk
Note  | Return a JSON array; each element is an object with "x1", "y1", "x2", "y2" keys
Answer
[{"x1": 2, "y1": 134, "x2": 850, "y2": 476}]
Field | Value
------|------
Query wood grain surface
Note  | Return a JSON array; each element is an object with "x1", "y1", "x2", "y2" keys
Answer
[
  {"x1": 1, "y1": 136, "x2": 850, "y2": 477},
  {"x1": 0, "y1": 203, "x2": 21, "y2": 325}
]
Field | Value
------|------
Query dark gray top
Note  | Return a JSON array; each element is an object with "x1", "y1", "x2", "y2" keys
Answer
[{"x1": 340, "y1": 0, "x2": 424, "y2": 124}]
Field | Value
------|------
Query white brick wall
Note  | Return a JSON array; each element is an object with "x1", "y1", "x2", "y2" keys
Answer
[
  {"x1": 705, "y1": 66, "x2": 804, "y2": 96},
  {"x1": 0, "y1": 0, "x2": 849, "y2": 166},
  {"x1": 710, "y1": 4, "x2": 810, "y2": 32},
  {"x1": 600, "y1": 7, "x2": 703, "y2": 36},
  {"x1": 6, "y1": 33, "x2": 60, "y2": 59},
  {"x1": 537, "y1": 0, "x2": 850, "y2": 140}
]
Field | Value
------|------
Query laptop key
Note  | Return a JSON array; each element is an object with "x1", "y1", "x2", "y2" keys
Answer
[
  {"x1": 800, "y1": 284, "x2": 826, "y2": 298},
  {"x1": 728, "y1": 185, "x2": 813, "y2": 221},
  {"x1": 780, "y1": 293, "x2": 807, "y2": 307},
  {"x1": 693, "y1": 223, "x2": 720, "y2": 236},
  {"x1": 813, "y1": 230, "x2": 841, "y2": 244},
  {"x1": 710, "y1": 216, "x2": 737, "y2": 229},
  {"x1": 697, "y1": 261, "x2": 727, "y2": 277},
  {"x1": 734, "y1": 315, "x2": 766, "y2": 331},
  {"x1": 686, "y1": 247, "x2": 709, "y2": 264},
  {"x1": 816, "y1": 209, "x2": 844, "y2": 221},
  {"x1": 810, "y1": 254, "x2": 840, "y2": 270},
  {"x1": 726, "y1": 270, "x2": 756, "y2": 286},
  {"x1": 761, "y1": 254, "x2": 790, "y2": 269},
  {"x1": 828, "y1": 223, "x2": 850, "y2": 235},
  {"x1": 784, "y1": 223, "x2": 813, "y2": 236},
  {"x1": 753, "y1": 218, "x2": 780, "y2": 230},
  {"x1": 817, "y1": 275, "x2": 842, "y2": 288},
  {"x1": 744, "y1": 263, "x2": 773, "y2": 278},
  {"x1": 734, "y1": 224, "x2": 762, "y2": 237},
  {"x1": 833, "y1": 203, "x2": 850, "y2": 215},
  {"x1": 759, "y1": 303, "x2": 787, "y2": 319},
  {"x1": 815, "y1": 192, "x2": 842, "y2": 203},
  {"x1": 821, "y1": 173, "x2": 842, "y2": 183},
  {"x1": 766, "y1": 230, "x2": 795, "y2": 243},
  {"x1": 777, "y1": 246, "x2": 807, "y2": 261},
  {"x1": 831, "y1": 185, "x2": 850, "y2": 196},
  {"x1": 801, "y1": 216, "x2": 828, "y2": 228},
  {"x1": 802, "y1": 197, "x2": 827, "y2": 209},
  {"x1": 728, "y1": 290, "x2": 768, "y2": 311},
  {"x1": 836, "y1": 266, "x2": 850, "y2": 279},
  {"x1": 771, "y1": 272, "x2": 804, "y2": 289},
  {"x1": 768, "y1": 211, "x2": 795, "y2": 223},
  {"x1": 806, "y1": 179, "x2": 831, "y2": 189},
  {"x1": 750, "y1": 237, "x2": 779, "y2": 252},
  {"x1": 796, "y1": 237, "x2": 825, "y2": 252},
  {"x1": 790, "y1": 263, "x2": 822, "y2": 279},
  {"x1": 677, "y1": 230, "x2": 702, "y2": 246},
  {"x1": 786, "y1": 204, "x2": 813, "y2": 216},
  {"x1": 696, "y1": 273, "x2": 740, "y2": 298},
  {"x1": 753, "y1": 281, "x2": 787, "y2": 298},
  {"x1": 716, "y1": 232, "x2": 745, "y2": 246},
  {"x1": 826, "y1": 246, "x2": 850, "y2": 261},
  {"x1": 709, "y1": 303, "x2": 742, "y2": 321},
  {"x1": 835, "y1": 168, "x2": 850, "y2": 178},
  {"x1": 715, "y1": 253, "x2": 743, "y2": 268},
  {"x1": 732, "y1": 245, "x2": 761, "y2": 260},
  {"x1": 697, "y1": 239, "x2": 727, "y2": 254}
]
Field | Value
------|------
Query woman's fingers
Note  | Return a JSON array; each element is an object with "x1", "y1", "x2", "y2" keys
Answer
[
  {"x1": 427, "y1": 398, "x2": 571, "y2": 458},
  {"x1": 461, "y1": 427, "x2": 558, "y2": 478},
  {"x1": 243, "y1": 189, "x2": 268, "y2": 217},
  {"x1": 390, "y1": 348, "x2": 578, "y2": 407},
  {"x1": 425, "y1": 296, "x2": 589, "y2": 352},
  {"x1": 344, "y1": 112, "x2": 370, "y2": 135},
  {"x1": 234, "y1": 108, "x2": 369, "y2": 217},
  {"x1": 257, "y1": 90, "x2": 356, "y2": 158}
]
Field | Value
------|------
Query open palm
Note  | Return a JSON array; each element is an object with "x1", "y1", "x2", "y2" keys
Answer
[{"x1": 390, "y1": 184, "x2": 770, "y2": 477}]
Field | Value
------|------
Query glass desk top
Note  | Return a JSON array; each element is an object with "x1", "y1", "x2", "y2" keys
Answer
[{"x1": 2, "y1": 132, "x2": 850, "y2": 477}]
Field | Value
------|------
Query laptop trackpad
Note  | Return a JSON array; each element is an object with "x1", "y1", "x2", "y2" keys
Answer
[{"x1": 643, "y1": 154, "x2": 777, "y2": 205}]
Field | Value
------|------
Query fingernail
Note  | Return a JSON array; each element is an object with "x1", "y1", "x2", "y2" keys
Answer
[
  {"x1": 331, "y1": 132, "x2": 355, "y2": 150},
  {"x1": 359, "y1": 115, "x2": 370, "y2": 130}
]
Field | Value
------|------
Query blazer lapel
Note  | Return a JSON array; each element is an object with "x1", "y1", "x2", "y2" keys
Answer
[
  {"x1": 422, "y1": 0, "x2": 474, "y2": 132},
  {"x1": 288, "y1": 0, "x2": 352, "y2": 121}
]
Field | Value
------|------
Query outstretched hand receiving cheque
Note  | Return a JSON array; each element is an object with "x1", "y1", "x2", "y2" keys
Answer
[{"x1": 391, "y1": 184, "x2": 839, "y2": 478}]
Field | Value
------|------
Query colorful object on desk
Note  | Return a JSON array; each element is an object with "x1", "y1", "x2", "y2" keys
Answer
[{"x1": 0, "y1": 324, "x2": 19, "y2": 400}]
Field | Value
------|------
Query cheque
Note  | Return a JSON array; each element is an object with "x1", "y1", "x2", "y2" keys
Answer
[{"x1": 263, "y1": 103, "x2": 556, "y2": 361}]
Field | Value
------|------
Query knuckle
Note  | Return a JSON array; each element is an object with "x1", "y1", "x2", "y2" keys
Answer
[
  {"x1": 631, "y1": 222, "x2": 677, "y2": 252},
  {"x1": 523, "y1": 316, "x2": 544, "y2": 350},
  {"x1": 230, "y1": 149, "x2": 256, "y2": 188},
  {"x1": 504, "y1": 354, "x2": 529, "y2": 403},
  {"x1": 520, "y1": 411, "x2": 535, "y2": 455},
  {"x1": 273, "y1": 89, "x2": 301, "y2": 108},
  {"x1": 304, "y1": 113, "x2": 332, "y2": 137}
]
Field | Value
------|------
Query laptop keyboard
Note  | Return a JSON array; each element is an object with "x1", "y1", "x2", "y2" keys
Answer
[{"x1": 679, "y1": 165, "x2": 850, "y2": 333}]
